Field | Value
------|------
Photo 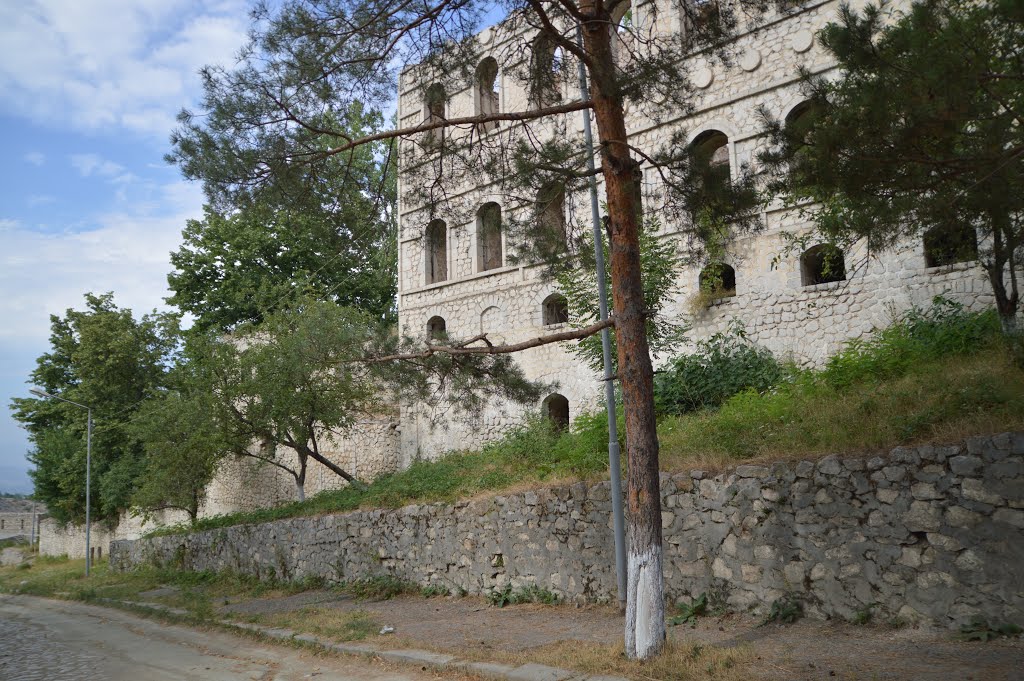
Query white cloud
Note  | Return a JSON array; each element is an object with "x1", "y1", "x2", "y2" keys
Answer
[
  {"x1": 24, "y1": 152, "x2": 45, "y2": 166},
  {"x1": 27, "y1": 195, "x2": 57, "y2": 207},
  {"x1": 70, "y1": 153, "x2": 125, "y2": 178},
  {"x1": 0, "y1": 180, "x2": 203, "y2": 340},
  {"x1": 0, "y1": 1, "x2": 249, "y2": 138}
]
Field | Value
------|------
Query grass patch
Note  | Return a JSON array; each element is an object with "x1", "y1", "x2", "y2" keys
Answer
[
  {"x1": 339, "y1": 575, "x2": 417, "y2": 600},
  {"x1": 146, "y1": 299, "x2": 1022, "y2": 536},
  {"x1": 0, "y1": 556, "x2": 316, "y2": 619},
  {"x1": 240, "y1": 606, "x2": 381, "y2": 641}
]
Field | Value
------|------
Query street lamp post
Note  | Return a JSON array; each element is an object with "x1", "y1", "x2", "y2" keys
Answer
[{"x1": 29, "y1": 388, "x2": 92, "y2": 576}]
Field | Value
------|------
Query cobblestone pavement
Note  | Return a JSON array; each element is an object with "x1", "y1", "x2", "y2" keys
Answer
[{"x1": 0, "y1": 595, "x2": 447, "y2": 681}]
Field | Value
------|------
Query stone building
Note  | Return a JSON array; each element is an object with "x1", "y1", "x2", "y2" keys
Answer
[
  {"x1": 0, "y1": 498, "x2": 44, "y2": 543},
  {"x1": 393, "y1": 0, "x2": 992, "y2": 463},
  {"x1": 38, "y1": 2, "x2": 997, "y2": 550}
]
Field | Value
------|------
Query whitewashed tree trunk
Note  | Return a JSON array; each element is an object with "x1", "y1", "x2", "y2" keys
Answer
[{"x1": 625, "y1": 545, "x2": 665, "y2": 659}]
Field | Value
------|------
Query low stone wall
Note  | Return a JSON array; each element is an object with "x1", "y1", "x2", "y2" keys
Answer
[
  {"x1": 111, "y1": 433, "x2": 1024, "y2": 628},
  {"x1": 39, "y1": 509, "x2": 189, "y2": 559}
]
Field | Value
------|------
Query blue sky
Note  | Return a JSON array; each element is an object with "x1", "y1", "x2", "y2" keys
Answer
[{"x1": 0, "y1": 0, "x2": 252, "y2": 493}]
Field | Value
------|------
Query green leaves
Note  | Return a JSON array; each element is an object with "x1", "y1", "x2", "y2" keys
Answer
[
  {"x1": 758, "y1": 0, "x2": 1024, "y2": 330},
  {"x1": 654, "y1": 322, "x2": 785, "y2": 416},
  {"x1": 555, "y1": 215, "x2": 688, "y2": 373},
  {"x1": 168, "y1": 105, "x2": 397, "y2": 333},
  {"x1": 10, "y1": 293, "x2": 180, "y2": 524}
]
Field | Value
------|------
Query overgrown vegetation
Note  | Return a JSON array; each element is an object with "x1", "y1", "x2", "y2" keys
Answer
[
  {"x1": 670, "y1": 593, "x2": 708, "y2": 627},
  {"x1": 488, "y1": 584, "x2": 560, "y2": 607},
  {"x1": 147, "y1": 299, "x2": 1022, "y2": 536},
  {"x1": 654, "y1": 323, "x2": 787, "y2": 416},
  {"x1": 761, "y1": 596, "x2": 804, "y2": 626},
  {"x1": 958, "y1": 617, "x2": 1024, "y2": 642}
]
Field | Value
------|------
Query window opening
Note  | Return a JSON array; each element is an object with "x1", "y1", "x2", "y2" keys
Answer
[
  {"x1": 425, "y1": 220, "x2": 448, "y2": 284},
  {"x1": 542, "y1": 293, "x2": 570, "y2": 325},
  {"x1": 478, "y1": 203, "x2": 503, "y2": 271},
  {"x1": 801, "y1": 244, "x2": 846, "y2": 286}
]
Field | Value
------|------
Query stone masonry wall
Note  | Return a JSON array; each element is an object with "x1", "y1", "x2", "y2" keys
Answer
[
  {"x1": 394, "y1": 0, "x2": 994, "y2": 462},
  {"x1": 39, "y1": 509, "x2": 189, "y2": 559},
  {"x1": 112, "y1": 433, "x2": 1024, "y2": 629}
]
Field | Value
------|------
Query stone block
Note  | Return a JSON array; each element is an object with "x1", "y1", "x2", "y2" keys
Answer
[
  {"x1": 507, "y1": 663, "x2": 577, "y2": 681},
  {"x1": 961, "y1": 479, "x2": 1003, "y2": 505},
  {"x1": 993, "y1": 508, "x2": 1024, "y2": 529},
  {"x1": 949, "y1": 455, "x2": 982, "y2": 476},
  {"x1": 945, "y1": 506, "x2": 983, "y2": 528},
  {"x1": 377, "y1": 649, "x2": 456, "y2": 667},
  {"x1": 736, "y1": 465, "x2": 770, "y2": 479},
  {"x1": 817, "y1": 456, "x2": 843, "y2": 476},
  {"x1": 903, "y1": 501, "x2": 942, "y2": 532}
]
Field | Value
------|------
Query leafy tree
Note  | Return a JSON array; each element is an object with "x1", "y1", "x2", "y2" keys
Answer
[
  {"x1": 10, "y1": 294, "x2": 179, "y2": 525},
  {"x1": 190, "y1": 296, "x2": 543, "y2": 501},
  {"x1": 759, "y1": 0, "x2": 1024, "y2": 335},
  {"x1": 169, "y1": 104, "x2": 397, "y2": 332},
  {"x1": 129, "y1": 384, "x2": 225, "y2": 525},
  {"x1": 168, "y1": 0, "x2": 783, "y2": 658},
  {"x1": 556, "y1": 215, "x2": 687, "y2": 372}
]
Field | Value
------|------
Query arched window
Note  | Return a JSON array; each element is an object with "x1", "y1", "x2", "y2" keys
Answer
[
  {"x1": 542, "y1": 293, "x2": 570, "y2": 325},
  {"x1": 686, "y1": 0, "x2": 722, "y2": 34},
  {"x1": 610, "y1": 1, "x2": 635, "y2": 62},
  {"x1": 530, "y1": 32, "x2": 562, "y2": 109},
  {"x1": 475, "y1": 57, "x2": 500, "y2": 133},
  {"x1": 698, "y1": 262, "x2": 736, "y2": 298},
  {"x1": 923, "y1": 224, "x2": 978, "y2": 267},
  {"x1": 538, "y1": 182, "x2": 567, "y2": 248},
  {"x1": 785, "y1": 100, "x2": 818, "y2": 138},
  {"x1": 801, "y1": 244, "x2": 846, "y2": 286},
  {"x1": 784, "y1": 100, "x2": 820, "y2": 167},
  {"x1": 542, "y1": 393, "x2": 570, "y2": 432},
  {"x1": 477, "y1": 202, "x2": 503, "y2": 271},
  {"x1": 425, "y1": 220, "x2": 447, "y2": 284},
  {"x1": 692, "y1": 130, "x2": 730, "y2": 175},
  {"x1": 423, "y1": 83, "x2": 446, "y2": 145},
  {"x1": 427, "y1": 315, "x2": 446, "y2": 341}
]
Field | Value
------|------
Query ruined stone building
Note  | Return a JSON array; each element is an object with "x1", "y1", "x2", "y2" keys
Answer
[
  {"x1": 393, "y1": 0, "x2": 992, "y2": 463},
  {"x1": 39, "y1": 1, "x2": 998, "y2": 554}
]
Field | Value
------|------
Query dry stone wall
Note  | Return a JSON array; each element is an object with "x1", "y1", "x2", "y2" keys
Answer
[{"x1": 112, "y1": 433, "x2": 1024, "y2": 629}]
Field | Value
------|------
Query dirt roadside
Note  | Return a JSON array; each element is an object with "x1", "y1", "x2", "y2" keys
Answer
[{"x1": 211, "y1": 589, "x2": 1023, "y2": 680}]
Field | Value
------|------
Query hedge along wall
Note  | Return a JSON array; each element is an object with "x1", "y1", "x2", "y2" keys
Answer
[{"x1": 111, "y1": 433, "x2": 1024, "y2": 628}]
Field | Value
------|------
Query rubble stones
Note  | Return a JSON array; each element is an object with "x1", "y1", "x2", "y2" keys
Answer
[{"x1": 111, "y1": 434, "x2": 1024, "y2": 631}]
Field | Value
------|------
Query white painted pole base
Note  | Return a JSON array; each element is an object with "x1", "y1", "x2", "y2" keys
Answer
[{"x1": 624, "y1": 545, "x2": 666, "y2": 659}]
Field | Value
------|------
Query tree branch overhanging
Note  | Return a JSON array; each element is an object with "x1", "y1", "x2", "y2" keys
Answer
[{"x1": 362, "y1": 316, "x2": 615, "y2": 363}]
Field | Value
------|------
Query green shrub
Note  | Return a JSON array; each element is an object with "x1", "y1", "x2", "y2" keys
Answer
[
  {"x1": 655, "y1": 323, "x2": 786, "y2": 416},
  {"x1": 762, "y1": 596, "x2": 803, "y2": 625},
  {"x1": 823, "y1": 296, "x2": 1000, "y2": 388},
  {"x1": 488, "y1": 584, "x2": 560, "y2": 607}
]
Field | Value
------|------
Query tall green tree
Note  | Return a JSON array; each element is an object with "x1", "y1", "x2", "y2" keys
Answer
[
  {"x1": 129, "y1": 380, "x2": 225, "y2": 525},
  {"x1": 169, "y1": 103, "x2": 397, "y2": 332},
  {"x1": 759, "y1": 0, "x2": 1024, "y2": 334},
  {"x1": 167, "y1": 0, "x2": 784, "y2": 658},
  {"x1": 10, "y1": 294, "x2": 180, "y2": 525}
]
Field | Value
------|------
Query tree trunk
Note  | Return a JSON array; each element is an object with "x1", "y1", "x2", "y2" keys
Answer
[
  {"x1": 295, "y1": 451, "x2": 307, "y2": 502},
  {"x1": 579, "y1": 2, "x2": 665, "y2": 660},
  {"x1": 987, "y1": 211, "x2": 1020, "y2": 337}
]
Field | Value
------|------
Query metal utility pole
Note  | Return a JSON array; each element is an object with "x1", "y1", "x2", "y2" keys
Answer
[
  {"x1": 29, "y1": 388, "x2": 93, "y2": 576},
  {"x1": 576, "y1": 25, "x2": 627, "y2": 609}
]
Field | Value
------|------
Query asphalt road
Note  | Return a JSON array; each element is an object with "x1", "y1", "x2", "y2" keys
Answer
[{"x1": 0, "y1": 595, "x2": 439, "y2": 681}]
